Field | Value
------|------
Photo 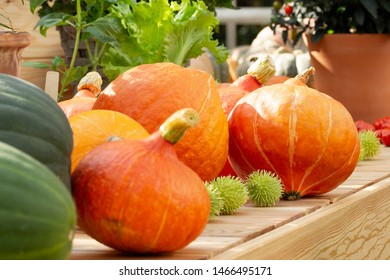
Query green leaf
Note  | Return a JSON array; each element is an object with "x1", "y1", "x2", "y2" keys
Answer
[
  {"x1": 354, "y1": 7, "x2": 366, "y2": 25},
  {"x1": 35, "y1": 13, "x2": 72, "y2": 36},
  {"x1": 29, "y1": 0, "x2": 47, "y2": 13},
  {"x1": 22, "y1": 61, "x2": 51, "y2": 69},
  {"x1": 101, "y1": 0, "x2": 228, "y2": 75},
  {"x1": 360, "y1": 0, "x2": 378, "y2": 19},
  {"x1": 83, "y1": 17, "x2": 126, "y2": 43}
]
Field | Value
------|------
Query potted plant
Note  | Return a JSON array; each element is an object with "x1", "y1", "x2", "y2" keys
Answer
[
  {"x1": 0, "y1": 1, "x2": 31, "y2": 77},
  {"x1": 28, "y1": 0, "x2": 231, "y2": 99},
  {"x1": 270, "y1": 0, "x2": 390, "y2": 123}
]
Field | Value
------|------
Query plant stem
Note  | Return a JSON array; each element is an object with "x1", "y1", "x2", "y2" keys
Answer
[{"x1": 58, "y1": 0, "x2": 82, "y2": 100}]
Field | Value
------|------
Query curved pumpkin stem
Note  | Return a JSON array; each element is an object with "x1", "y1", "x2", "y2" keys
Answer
[
  {"x1": 76, "y1": 71, "x2": 103, "y2": 97},
  {"x1": 295, "y1": 66, "x2": 315, "y2": 85},
  {"x1": 247, "y1": 55, "x2": 276, "y2": 85},
  {"x1": 159, "y1": 108, "x2": 200, "y2": 144}
]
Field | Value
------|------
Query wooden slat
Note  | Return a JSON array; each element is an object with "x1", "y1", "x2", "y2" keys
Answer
[
  {"x1": 212, "y1": 178, "x2": 390, "y2": 260},
  {"x1": 70, "y1": 147, "x2": 390, "y2": 260}
]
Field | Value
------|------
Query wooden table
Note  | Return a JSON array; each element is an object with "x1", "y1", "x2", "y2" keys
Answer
[{"x1": 70, "y1": 147, "x2": 390, "y2": 260}]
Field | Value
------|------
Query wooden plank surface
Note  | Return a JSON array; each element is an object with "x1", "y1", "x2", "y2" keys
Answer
[{"x1": 70, "y1": 147, "x2": 390, "y2": 260}]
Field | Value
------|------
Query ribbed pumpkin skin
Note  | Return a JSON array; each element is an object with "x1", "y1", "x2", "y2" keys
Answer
[
  {"x1": 0, "y1": 74, "x2": 73, "y2": 190},
  {"x1": 69, "y1": 109, "x2": 149, "y2": 172},
  {"x1": 228, "y1": 81, "x2": 360, "y2": 198},
  {"x1": 0, "y1": 142, "x2": 76, "y2": 259},
  {"x1": 92, "y1": 62, "x2": 228, "y2": 181},
  {"x1": 72, "y1": 134, "x2": 210, "y2": 253}
]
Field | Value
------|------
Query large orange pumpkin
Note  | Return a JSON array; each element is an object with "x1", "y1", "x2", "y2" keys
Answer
[
  {"x1": 92, "y1": 62, "x2": 228, "y2": 181},
  {"x1": 71, "y1": 108, "x2": 210, "y2": 253},
  {"x1": 68, "y1": 109, "x2": 149, "y2": 172},
  {"x1": 228, "y1": 67, "x2": 360, "y2": 199}
]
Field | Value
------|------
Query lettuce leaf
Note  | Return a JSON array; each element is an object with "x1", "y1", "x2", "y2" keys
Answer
[{"x1": 101, "y1": 0, "x2": 229, "y2": 80}]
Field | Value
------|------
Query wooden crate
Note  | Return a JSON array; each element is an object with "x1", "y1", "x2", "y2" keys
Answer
[{"x1": 71, "y1": 147, "x2": 390, "y2": 260}]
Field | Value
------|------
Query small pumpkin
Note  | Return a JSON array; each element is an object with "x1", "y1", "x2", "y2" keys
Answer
[
  {"x1": 228, "y1": 67, "x2": 360, "y2": 199},
  {"x1": 92, "y1": 62, "x2": 228, "y2": 181},
  {"x1": 68, "y1": 109, "x2": 149, "y2": 172},
  {"x1": 0, "y1": 74, "x2": 73, "y2": 190},
  {"x1": 58, "y1": 71, "x2": 102, "y2": 118},
  {"x1": 0, "y1": 142, "x2": 76, "y2": 259},
  {"x1": 71, "y1": 108, "x2": 210, "y2": 253}
]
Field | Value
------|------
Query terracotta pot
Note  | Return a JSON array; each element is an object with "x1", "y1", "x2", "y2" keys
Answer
[
  {"x1": 303, "y1": 34, "x2": 390, "y2": 123},
  {"x1": 0, "y1": 31, "x2": 31, "y2": 77}
]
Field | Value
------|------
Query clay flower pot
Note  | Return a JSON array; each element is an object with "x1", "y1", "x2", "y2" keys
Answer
[
  {"x1": 0, "y1": 31, "x2": 31, "y2": 77},
  {"x1": 304, "y1": 34, "x2": 390, "y2": 123}
]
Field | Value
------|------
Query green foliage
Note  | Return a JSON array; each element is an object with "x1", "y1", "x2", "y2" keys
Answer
[
  {"x1": 101, "y1": 0, "x2": 229, "y2": 80},
  {"x1": 28, "y1": 0, "x2": 230, "y2": 97},
  {"x1": 270, "y1": 0, "x2": 390, "y2": 45}
]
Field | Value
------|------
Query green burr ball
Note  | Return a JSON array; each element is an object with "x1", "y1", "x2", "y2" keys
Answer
[{"x1": 246, "y1": 170, "x2": 283, "y2": 207}]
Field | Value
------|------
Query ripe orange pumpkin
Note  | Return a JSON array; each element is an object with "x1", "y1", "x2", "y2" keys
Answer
[
  {"x1": 71, "y1": 108, "x2": 210, "y2": 253},
  {"x1": 228, "y1": 67, "x2": 360, "y2": 199},
  {"x1": 58, "y1": 71, "x2": 102, "y2": 118},
  {"x1": 92, "y1": 62, "x2": 228, "y2": 181},
  {"x1": 68, "y1": 109, "x2": 149, "y2": 172}
]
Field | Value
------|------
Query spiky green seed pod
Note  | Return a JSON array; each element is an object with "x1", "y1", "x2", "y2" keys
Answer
[
  {"x1": 246, "y1": 170, "x2": 283, "y2": 207},
  {"x1": 208, "y1": 176, "x2": 248, "y2": 215},
  {"x1": 205, "y1": 181, "x2": 224, "y2": 221},
  {"x1": 359, "y1": 130, "x2": 381, "y2": 161}
]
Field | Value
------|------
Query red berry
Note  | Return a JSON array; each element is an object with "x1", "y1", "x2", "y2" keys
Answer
[
  {"x1": 284, "y1": 4, "x2": 293, "y2": 15},
  {"x1": 380, "y1": 129, "x2": 390, "y2": 146},
  {"x1": 355, "y1": 120, "x2": 375, "y2": 132}
]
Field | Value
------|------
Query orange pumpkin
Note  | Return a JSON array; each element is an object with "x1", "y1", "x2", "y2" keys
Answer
[
  {"x1": 68, "y1": 109, "x2": 149, "y2": 172},
  {"x1": 58, "y1": 71, "x2": 102, "y2": 118},
  {"x1": 230, "y1": 55, "x2": 275, "y2": 92},
  {"x1": 228, "y1": 67, "x2": 360, "y2": 199},
  {"x1": 217, "y1": 55, "x2": 275, "y2": 177},
  {"x1": 71, "y1": 108, "x2": 210, "y2": 253},
  {"x1": 264, "y1": 75, "x2": 290, "y2": 85},
  {"x1": 92, "y1": 62, "x2": 228, "y2": 181}
]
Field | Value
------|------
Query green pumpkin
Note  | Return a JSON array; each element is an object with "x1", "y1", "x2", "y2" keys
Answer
[
  {"x1": 0, "y1": 142, "x2": 76, "y2": 259},
  {"x1": 0, "y1": 74, "x2": 73, "y2": 190}
]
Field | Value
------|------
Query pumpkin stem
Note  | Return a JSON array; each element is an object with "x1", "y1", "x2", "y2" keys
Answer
[
  {"x1": 159, "y1": 108, "x2": 200, "y2": 144},
  {"x1": 77, "y1": 71, "x2": 103, "y2": 97},
  {"x1": 295, "y1": 66, "x2": 315, "y2": 85},
  {"x1": 282, "y1": 190, "x2": 302, "y2": 201},
  {"x1": 247, "y1": 55, "x2": 276, "y2": 84}
]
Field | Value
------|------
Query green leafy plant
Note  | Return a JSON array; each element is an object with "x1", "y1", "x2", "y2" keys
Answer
[
  {"x1": 101, "y1": 0, "x2": 229, "y2": 80},
  {"x1": 270, "y1": 0, "x2": 390, "y2": 45},
  {"x1": 29, "y1": 0, "x2": 229, "y2": 98}
]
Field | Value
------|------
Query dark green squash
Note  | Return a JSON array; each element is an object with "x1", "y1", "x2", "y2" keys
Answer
[
  {"x1": 0, "y1": 142, "x2": 76, "y2": 259},
  {"x1": 0, "y1": 74, "x2": 73, "y2": 190}
]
